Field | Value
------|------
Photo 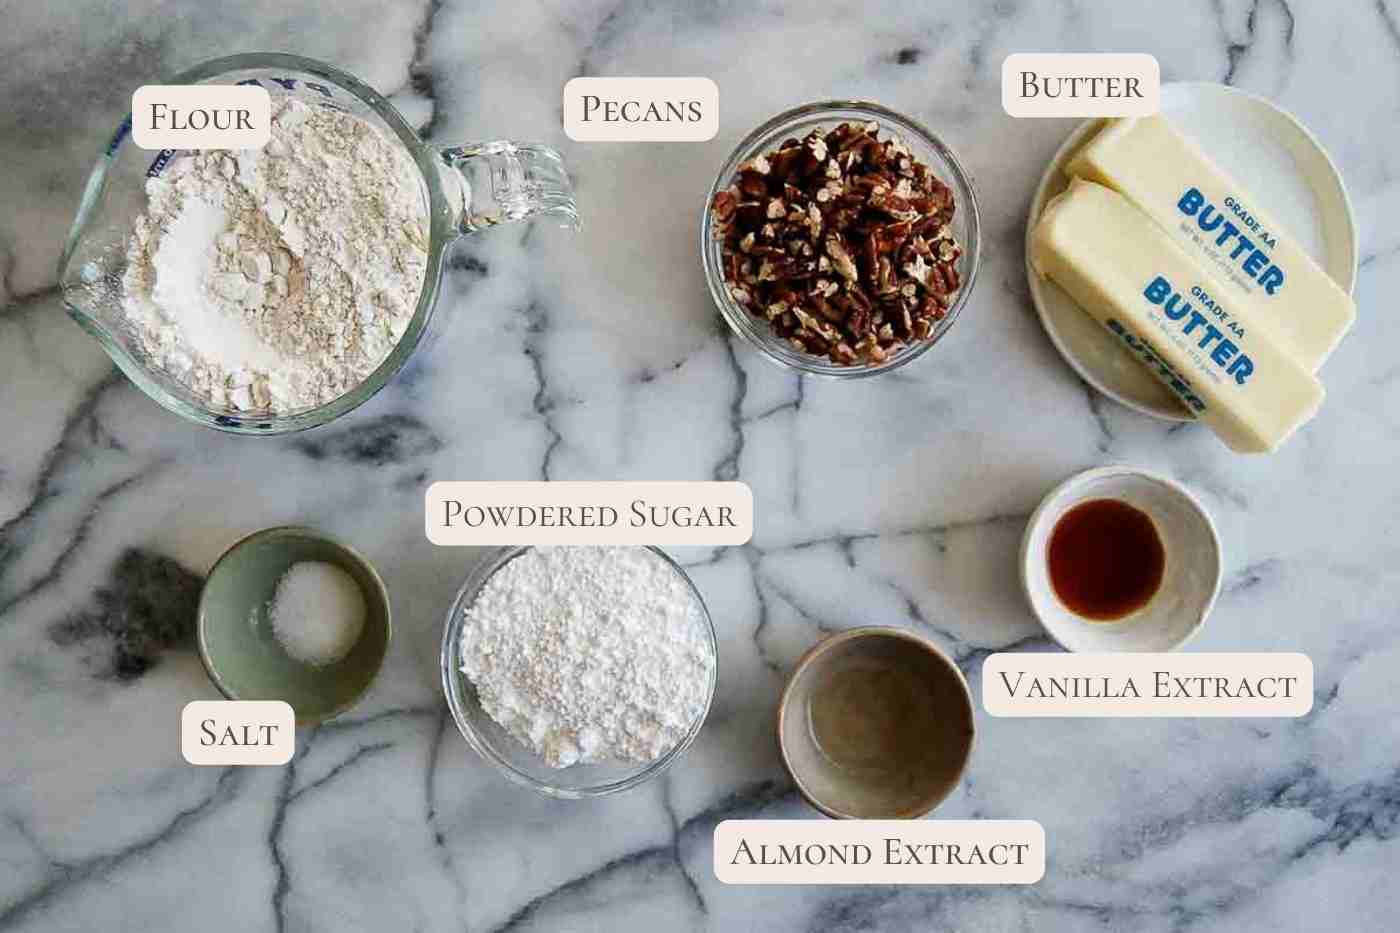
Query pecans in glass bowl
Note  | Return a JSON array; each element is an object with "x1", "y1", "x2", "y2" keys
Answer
[{"x1": 702, "y1": 102, "x2": 980, "y2": 378}]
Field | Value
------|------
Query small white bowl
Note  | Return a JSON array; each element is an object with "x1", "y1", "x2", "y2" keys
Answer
[{"x1": 1020, "y1": 466, "x2": 1222, "y2": 652}]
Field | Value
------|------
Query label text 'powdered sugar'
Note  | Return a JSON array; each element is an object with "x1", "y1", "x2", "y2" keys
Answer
[{"x1": 425, "y1": 481, "x2": 753, "y2": 546}]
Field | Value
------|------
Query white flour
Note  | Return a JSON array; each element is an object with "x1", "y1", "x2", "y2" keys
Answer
[
  {"x1": 120, "y1": 96, "x2": 428, "y2": 413},
  {"x1": 459, "y1": 547, "x2": 714, "y2": 768}
]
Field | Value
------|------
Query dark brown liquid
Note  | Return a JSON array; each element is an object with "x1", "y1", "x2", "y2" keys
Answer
[{"x1": 1048, "y1": 498, "x2": 1165, "y2": 621}]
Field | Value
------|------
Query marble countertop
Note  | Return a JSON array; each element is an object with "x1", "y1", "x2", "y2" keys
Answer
[{"x1": 3, "y1": 1, "x2": 1398, "y2": 930}]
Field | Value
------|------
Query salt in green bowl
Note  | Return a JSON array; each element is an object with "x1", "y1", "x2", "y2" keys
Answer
[{"x1": 197, "y1": 526, "x2": 391, "y2": 725}]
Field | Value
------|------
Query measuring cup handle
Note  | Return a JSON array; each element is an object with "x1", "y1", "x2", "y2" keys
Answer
[{"x1": 438, "y1": 142, "x2": 580, "y2": 234}]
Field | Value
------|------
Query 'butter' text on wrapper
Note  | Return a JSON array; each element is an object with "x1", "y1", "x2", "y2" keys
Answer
[
  {"x1": 1142, "y1": 274, "x2": 1255, "y2": 385},
  {"x1": 1177, "y1": 187, "x2": 1285, "y2": 294}
]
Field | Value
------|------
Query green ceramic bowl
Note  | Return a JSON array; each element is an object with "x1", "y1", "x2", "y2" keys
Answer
[{"x1": 197, "y1": 526, "x2": 391, "y2": 725}]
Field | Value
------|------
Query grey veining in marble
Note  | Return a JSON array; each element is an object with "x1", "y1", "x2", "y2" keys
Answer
[{"x1": 2, "y1": 1, "x2": 1399, "y2": 930}]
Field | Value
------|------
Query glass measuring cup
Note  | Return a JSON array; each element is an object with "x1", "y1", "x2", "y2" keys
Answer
[{"x1": 58, "y1": 53, "x2": 579, "y2": 434}]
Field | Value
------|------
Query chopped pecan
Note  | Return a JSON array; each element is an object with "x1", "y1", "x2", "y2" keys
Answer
[
  {"x1": 712, "y1": 189, "x2": 738, "y2": 222},
  {"x1": 737, "y1": 171, "x2": 768, "y2": 198},
  {"x1": 825, "y1": 234, "x2": 860, "y2": 283},
  {"x1": 710, "y1": 120, "x2": 963, "y2": 366}
]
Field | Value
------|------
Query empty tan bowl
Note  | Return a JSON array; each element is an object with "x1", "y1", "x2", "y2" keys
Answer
[{"x1": 778, "y1": 627, "x2": 975, "y2": 819}]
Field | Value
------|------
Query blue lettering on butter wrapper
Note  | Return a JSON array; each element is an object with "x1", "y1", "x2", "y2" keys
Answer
[
  {"x1": 1143, "y1": 275, "x2": 1254, "y2": 385},
  {"x1": 1104, "y1": 318, "x2": 1207, "y2": 414},
  {"x1": 1176, "y1": 188, "x2": 1285, "y2": 295}
]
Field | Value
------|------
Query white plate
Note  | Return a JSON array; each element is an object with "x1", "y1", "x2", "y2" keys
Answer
[
  {"x1": 1024, "y1": 82, "x2": 1359, "y2": 421},
  {"x1": 1019, "y1": 466, "x2": 1222, "y2": 653}
]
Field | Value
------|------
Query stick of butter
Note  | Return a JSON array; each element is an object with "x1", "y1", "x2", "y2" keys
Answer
[
  {"x1": 1031, "y1": 179, "x2": 1323, "y2": 453},
  {"x1": 1067, "y1": 116, "x2": 1354, "y2": 371}
]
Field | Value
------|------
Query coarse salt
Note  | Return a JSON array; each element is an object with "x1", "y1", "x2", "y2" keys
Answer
[{"x1": 267, "y1": 561, "x2": 366, "y2": 667}]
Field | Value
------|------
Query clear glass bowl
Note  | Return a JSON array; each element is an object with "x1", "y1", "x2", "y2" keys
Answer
[
  {"x1": 701, "y1": 101, "x2": 982, "y2": 378},
  {"x1": 439, "y1": 546, "x2": 718, "y2": 798},
  {"x1": 58, "y1": 53, "x2": 578, "y2": 434}
]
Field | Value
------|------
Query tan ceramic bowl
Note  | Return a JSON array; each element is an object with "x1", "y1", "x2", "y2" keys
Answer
[{"x1": 778, "y1": 627, "x2": 975, "y2": 819}]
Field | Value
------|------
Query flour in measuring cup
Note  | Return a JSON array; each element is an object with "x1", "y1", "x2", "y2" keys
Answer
[{"x1": 119, "y1": 96, "x2": 429, "y2": 413}]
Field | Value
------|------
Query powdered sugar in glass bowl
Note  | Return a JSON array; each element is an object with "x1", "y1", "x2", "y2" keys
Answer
[{"x1": 439, "y1": 546, "x2": 718, "y2": 798}]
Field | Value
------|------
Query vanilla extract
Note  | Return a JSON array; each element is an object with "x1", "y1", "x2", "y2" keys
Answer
[{"x1": 1048, "y1": 497, "x2": 1164, "y2": 621}]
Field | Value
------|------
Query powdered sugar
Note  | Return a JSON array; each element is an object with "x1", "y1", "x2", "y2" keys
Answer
[
  {"x1": 119, "y1": 95, "x2": 428, "y2": 413},
  {"x1": 458, "y1": 546, "x2": 714, "y2": 768}
]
